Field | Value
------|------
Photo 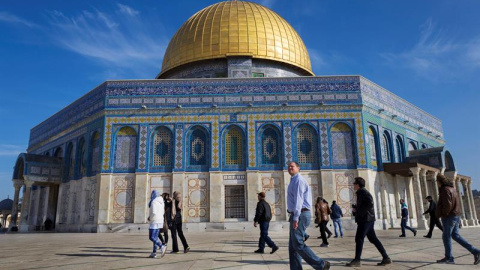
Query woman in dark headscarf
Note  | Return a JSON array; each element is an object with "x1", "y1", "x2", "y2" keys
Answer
[
  {"x1": 148, "y1": 190, "x2": 167, "y2": 258},
  {"x1": 170, "y1": 191, "x2": 190, "y2": 253}
]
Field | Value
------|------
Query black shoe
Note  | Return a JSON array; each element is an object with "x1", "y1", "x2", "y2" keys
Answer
[
  {"x1": 304, "y1": 235, "x2": 309, "y2": 242},
  {"x1": 399, "y1": 235, "x2": 406, "y2": 237},
  {"x1": 377, "y1": 257, "x2": 392, "y2": 266},
  {"x1": 413, "y1": 230, "x2": 417, "y2": 237},
  {"x1": 474, "y1": 252, "x2": 480, "y2": 265},
  {"x1": 327, "y1": 233, "x2": 332, "y2": 239},
  {"x1": 437, "y1": 257, "x2": 455, "y2": 264},
  {"x1": 423, "y1": 235, "x2": 431, "y2": 238},
  {"x1": 322, "y1": 261, "x2": 330, "y2": 270},
  {"x1": 184, "y1": 247, "x2": 190, "y2": 253},
  {"x1": 170, "y1": 250, "x2": 179, "y2": 254},
  {"x1": 254, "y1": 249, "x2": 264, "y2": 254},
  {"x1": 317, "y1": 236, "x2": 322, "y2": 239},
  {"x1": 346, "y1": 259, "x2": 361, "y2": 267},
  {"x1": 270, "y1": 246, "x2": 279, "y2": 254}
]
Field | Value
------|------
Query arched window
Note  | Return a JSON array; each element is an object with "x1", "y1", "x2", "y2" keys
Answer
[
  {"x1": 395, "y1": 135, "x2": 404, "y2": 162},
  {"x1": 152, "y1": 127, "x2": 173, "y2": 168},
  {"x1": 259, "y1": 125, "x2": 281, "y2": 166},
  {"x1": 114, "y1": 127, "x2": 137, "y2": 171},
  {"x1": 77, "y1": 138, "x2": 87, "y2": 177},
  {"x1": 54, "y1": 147, "x2": 63, "y2": 158},
  {"x1": 65, "y1": 143, "x2": 74, "y2": 181},
  {"x1": 223, "y1": 125, "x2": 245, "y2": 168},
  {"x1": 368, "y1": 127, "x2": 378, "y2": 167},
  {"x1": 380, "y1": 133, "x2": 391, "y2": 162},
  {"x1": 408, "y1": 141, "x2": 417, "y2": 152},
  {"x1": 331, "y1": 123, "x2": 355, "y2": 166},
  {"x1": 91, "y1": 132, "x2": 101, "y2": 175},
  {"x1": 188, "y1": 127, "x2": 208, "y2": 167},
  {"x1": 295, "y1": 124, "x2": 318, "y2": 167}
]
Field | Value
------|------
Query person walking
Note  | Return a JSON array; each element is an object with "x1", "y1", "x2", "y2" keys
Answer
[
  {"x1": 330, "y1": 200, "x2": 343, "y2": 238},
  {"x1": 315, "y1": 196, "x2": 331, "y2": 247},
  {"x1": 287, "y1": 161, "x2": 330, "y2": 270},
  {"x1": 399, "y1": 199, "x2": 417, "y2": 237},
  {"x1": 161, "y1": 193, "x2": 172, "y2": 245},
  {"x1": 435, "y1": 174, "x2": 480, "y2": 265},
  {"x1": 170, "y1": 191, "x2": 190, "y2": 254},
  {"x1": 423, "y1": 195, "x2": 443, "y2": 238},
  {"x1": 253, "y1": 191, "x2": 279, "y2": 254},
  {"x1": 346, "y1": 177, "x2": 391, "y2": 267},
  {"x1": 147, "y1": 190, "x2": 167, "y2": 258}
]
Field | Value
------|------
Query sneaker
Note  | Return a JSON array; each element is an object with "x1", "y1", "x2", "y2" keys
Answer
[
  {"x1": 322, "y1": 261, "x2": 331, "y2": 270},
  {"x1": 270, "y1": 246, "x2": 279, "y2": 254},
  {"x1": 170, "y1": 250, "x2": 179, "y2": 254},
  {"x1": 333, "y1": 236, "x2": 338, "y2": 238},
  {"x1": 437, "y1": 257, "x2": 455, "y2": 264},
  {"x1": 184, "y1": 247, "x2": 190, "y2": 253},
  {"x1": 399, "y1": 235, "x2": 406, "y2": 237},
  {"x1": 423, "y1": 235, "x2": 431, "y2": 238},
  {"x1": 474, "y1": 252, "x2": 480, "y2": 265},
  {"x1": 320, "y1": 243, "x2": 329, "y2": 248},
  {"x1": 413, "y1": 230, "x2": 417, "y2": 237},
  {"x1": 317, "y1": 236, "x2": 322, "y2": 239},
  {"x1": 346, "y1": 259, "x2": 361, "y2": 267},
  {"x1": 149, "y1": 252, "x2": 157, "y2": 258},
  {"x1": 304, "y1": 235, "x2": 310, "y2": 242},
  {"x1": 254, "y1": 249, "x2": 264, "y2": 254},
  {"x1": 160, "y1": 245, "x2": 167, "y2": 257},
  {"x1": 377, "y1": 257, "x2": 392, "y2": 266}
]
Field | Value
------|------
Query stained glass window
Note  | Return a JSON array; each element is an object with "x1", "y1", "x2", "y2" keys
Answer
[
  {"x1": 114, "y1": 127, "x2": 137, "y2": 170},
  {"x1": 91, "y1": 132, "x2": 101, "y2": 174},
  {"x1": 261, "y1": 127, "x2": 280, "y2": 165},
  {"x1": 153, "y1": 127, "x2": 172, "y2": 167},
  {"x1": 189, "y1": 128, "x2": 207, "y2": 166},
  {"x1": 381, "y1": 133, "x2": 391, "y2": 162},
  {"x1": 225, "y1": 127, "x2": 244, "y2": 166},
  {"x1": 296, "y1": 125, "x2": 318, "y2": 165},
  {"x1": 331, "y1": 123, "x2": 355, "y2": 166},
  {"x1": 368, "y1": 127, "x2": 377, "y2": 167}
]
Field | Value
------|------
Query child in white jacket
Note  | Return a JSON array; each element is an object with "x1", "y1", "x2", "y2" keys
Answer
[{"x1": 148, "y1": 190, "x2": 167, "y2": 258}]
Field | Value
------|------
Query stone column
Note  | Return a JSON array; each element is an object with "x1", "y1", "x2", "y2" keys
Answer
[
  {"x1": 393, "y1": 175, "x2": 401, "y2": 219},
  {"x1": 410, "y1": 167, "x2": 427, "y2": 229},
  {"x1": 246, "y1": 171, "x2": 261, "y2": 221},
  {"x1": 466, "y1": 179, "x2": 478, "y2": 226},
  {"x1": 431, "y1": 172, "x2": 439, "y2": 201},
  {"x1": 405, "y1": 176, "x2": 416, "y2": 220},
  {"x1": 420, "y1": 169, "x2": 429, "y2": 200},
  {"x1": 133, "y1": 173, "x2": 148, "y2": 224},
  {"x1": 379, "y1": 174, "x2": 389, "y2": 229},
  {"x1": 19, "y1": 178, "x2": 34, "y2": 232},
  {"x1": 456, "y1": 178, "x2": 468, "y2": 226},
  {"x1": 9, "y1": 179, "x2": 23, "y2": 229},
  {"x1": 209, "y1": 172, "x2": 223, "y2": 222}
]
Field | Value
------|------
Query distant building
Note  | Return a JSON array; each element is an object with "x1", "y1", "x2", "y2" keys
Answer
[{"x1": 9, "y1": 1, "x2": 480, "y2": 233}]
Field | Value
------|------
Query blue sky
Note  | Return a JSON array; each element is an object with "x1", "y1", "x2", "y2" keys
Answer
[{"x1": 1, "y1": 0, "x2": 479, "y2": 200}]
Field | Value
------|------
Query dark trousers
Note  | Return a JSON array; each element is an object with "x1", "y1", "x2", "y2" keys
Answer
[
  {"x1": 355, "y1": 221, "x2": 388, "y2": 260},
  {"x1": 319, "y1": 221, "x2": 329, "y2": 245},
  {"x1": 158, "y1": 228, "x2": 168, "y2": 244},
  {"x1": 258, "y1": 221, "x2": 276, "y2": 251},
  {"x1": 426, "y1": 215, "x2": 443, "y2": 237},
  {"x1": 171, "y1": 221, "x2": 189, "y2": 252}
]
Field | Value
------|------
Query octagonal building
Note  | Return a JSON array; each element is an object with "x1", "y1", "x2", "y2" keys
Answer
[{"x1": 10, "y1": 1, "x2": 479, "y2": 233}]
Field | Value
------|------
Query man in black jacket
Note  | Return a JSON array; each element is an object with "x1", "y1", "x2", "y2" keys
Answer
[
  {"x1": 423, "y1": 195, "x2": 443, "y2": 238},
  {"x1": 253, "y1": 192, "x2": 279, "y2": 254},
  {"x1": 346, "y1": 177, "x2": 391, "y2": 267}
]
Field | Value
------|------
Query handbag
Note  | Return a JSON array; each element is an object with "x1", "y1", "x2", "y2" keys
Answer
[{"x1": 314, "y1": 217, "x2": 320, "y2": 224}]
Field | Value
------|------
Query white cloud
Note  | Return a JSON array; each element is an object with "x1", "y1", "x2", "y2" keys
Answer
[
  {"x1": 0, "y1": 144, "x2": 25, "y2": 156},
  {"x1": 44, "y1": 6, "x2": 168, "y2": 78},
  {"x1": 380, "y1": 18, "x2": 480, "y2": 81},
  {"x1": 0, "y1": 11, "x2": 38, "y2": 28},
  {"x1": 258, "y1": 0, "x2": 275, "y2": 8},
  {"x1": 307, "y1": 48, "x2": 327, "y2": 72},
  {"x1": 117, "y1": 4, "x2": 140, "y2": 17}
]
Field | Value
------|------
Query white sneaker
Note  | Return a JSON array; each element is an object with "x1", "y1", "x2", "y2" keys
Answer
[
  {"x1": 149, "y1": 252, "x2": 157, "y2": 258},
  {"x1": 160, "y1": 245, "x2": 167, "y2": 258}
]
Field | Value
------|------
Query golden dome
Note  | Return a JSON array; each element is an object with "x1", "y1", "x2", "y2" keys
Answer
[{"x1": 159, "y1": 1, "x2": 313, "y2": 77}]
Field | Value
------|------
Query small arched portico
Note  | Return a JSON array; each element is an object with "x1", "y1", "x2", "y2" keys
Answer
[{"x1": 10, "y1": 153, "x2": 62, "y2": 232}]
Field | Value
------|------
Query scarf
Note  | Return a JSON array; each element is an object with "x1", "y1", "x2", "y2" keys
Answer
[{"x1": 149, "y1": 190, "x2": 160, "y2": 208}]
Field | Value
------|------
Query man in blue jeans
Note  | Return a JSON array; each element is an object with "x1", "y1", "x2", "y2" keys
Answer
[
  {"x1": 287, "y1": 161, "x2": 330, "y2": 270},
  {"x1": 435, "y1": 174, "x2": 480, "y2": 265},
  {"x1": 253, "y1": 191, "x2": 278, "y2": 254},
  {"x1": 330, "y1": 200, "x2": 343, "y2": 238}
]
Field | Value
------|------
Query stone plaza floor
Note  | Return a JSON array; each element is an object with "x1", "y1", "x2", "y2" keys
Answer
[{"x1": 1, "y1": 226, "x2": 480, "y2": 269}]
